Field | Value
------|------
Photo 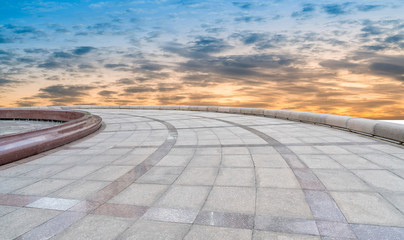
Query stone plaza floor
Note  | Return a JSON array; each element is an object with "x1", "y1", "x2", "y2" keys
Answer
[{"x1": 1, "y1": 109, "x2": 404, "y2": 239}]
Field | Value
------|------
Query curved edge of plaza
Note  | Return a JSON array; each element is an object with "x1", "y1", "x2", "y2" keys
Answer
[
  {"x1": 0, "y1": 108, "x2": 102, "y2": 165},
  {"x1": 0, "y1": 105, "x2": 403, "y2": 240}
]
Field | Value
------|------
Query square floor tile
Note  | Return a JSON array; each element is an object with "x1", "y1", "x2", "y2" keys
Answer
[
  {"x1": 256, "y1": 188, "x2": 313, "y2": 219},
  {"x1": 118, "y1": 219, "x2": 190, "y2": 240},
  {"x1": 313, "y1": 169, "x2": 370, "y2": 191},
  {"x1": 27, "y1": 197, "x2": 79, "y2": 210},
  {"x1": 256, "y1": 168, "x2": 300, "y2": 188},
  {"x1": 331, "y1": 191, "x2": 404, "y2": 227},
  {"x1": 215, "y1": 168, "x2": 255, "y2": 187},
  {"x1": 175, "y1": 167, "x2": 218, "y2": 185},
  {"x1": 52, "y1": 214, "x2": 132, "y2": 240},
  {"x1": 155, "y1": 185, "x2": 210, "y2": 209},
  {"x1": 203, "y1": 186, "x2": 255, "y2": 214},
  {"x1": 184, "y1": 225, "x2": 252, "y2": 240},
  {"x1": 109, "y1": 183, "x2": 168, "y2": 206}
]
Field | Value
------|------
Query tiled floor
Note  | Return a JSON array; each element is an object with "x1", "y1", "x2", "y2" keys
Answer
[{"x1": 1, "y1": 109, "x2": 404, "y2": 239}]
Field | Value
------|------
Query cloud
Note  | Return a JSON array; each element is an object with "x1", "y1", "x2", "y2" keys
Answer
[
  {"x1": 0, "y1": 35, "x2": 13, "y2": 43},
  {"x1": 319, "y1": 60, "x2": 359, "y2": 69},
  {"x1": 322, "y1": 3, "x2": 352, "y2": 16},
  {"x1": 385, "y1": 34, "x2": 403, "y2": 43},
  {"x1": 53, "y1": 51, "x2": 75, "y2": 59},
  {"x1": 38, "y1": 61, "x2": 62, "y2": 69},
  {"x1": 356, "y1": 5, "x2": 384, "y2": 12},
  {"x1": 370, "y1": 62, "x2": 404, "y2": 81},
  {"x1": 34, "y1": 84, "x2": 96, "y2": 104},
  {"x1": 124, "y1": 86, "x2": 156, "y2": 93},
  {"x1": 232, "y1": 2, "x2": 252, "y2": 10},
  {"x1": 116, "y1": 78, "x2": 136, "y2": 85},
  {"x1": 0, "y1": 78, "x2": 13, "y2": 86},
  {"x1": 234, "y1": 16, "x2": 264, "y2": 23},
  {"x1": 73, "y1": 46, "x2": 96, "y2": 55},
  {"x1": 104, "y1": 63, "x2": 129, "y2": 68},
  {"x1": 37, "y1": 60, "x2": 62, "y2": 69},
  {"x1": 291, "y1": 4, "x2": 316, "y2": 19},
  {"x1": 163, "y1": 37, "x2": 233, "y2": 59},
  {"x1": 98, "y1": 90, "x2": 117, "y2": 96}
]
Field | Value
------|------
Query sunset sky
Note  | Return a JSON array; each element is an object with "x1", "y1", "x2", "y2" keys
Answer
[{"x1": 1, "y1": 0, "x2": 403, "y2": 119}]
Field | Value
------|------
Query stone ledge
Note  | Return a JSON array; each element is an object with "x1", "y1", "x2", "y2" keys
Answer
[{"x1": 0, "y1": 109, "x2": 102, "y2": 165}]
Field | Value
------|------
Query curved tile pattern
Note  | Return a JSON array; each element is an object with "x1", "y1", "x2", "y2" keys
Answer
[{"x1": 0, "y1": 107, "x2": 403, "y2": 240}]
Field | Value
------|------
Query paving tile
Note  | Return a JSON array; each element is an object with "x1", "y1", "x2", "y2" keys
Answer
[
  {"x1": 203, "y1": 186, "x2": 255, "y2": 214},
  {"x1": 156, "y1": 155, "x2": 191, "y2": 166},
  {"x1": 314, "y1": 146, "x2": 351, "y2": 154},
  {"x1": 0, "y1": 177, "x2": 40, "y2": 193},
  {"x1": 253, "y1": 230, "x2": 320, "y2": 240},
  {"x1": 353, "y1": 169, "x2": 404, "y2": 191},
  {"x1": 15, "y1": 211, "x2": 86, "y2": 240},
  {"x1": 13, "y1": 179, "x2": 75, "y2": 196},
  {"x1": 194, "y1": 211, "x2": 254, "y2": 229},
  {"x1": 215, "y1": 168, "x2": 255, "y2": 187},
  {"x1": 68, "y1": 200, "x2": 101, "y2": 213},
  {"x1": 331, "y1": 191, "x2": 404, "y2": 227},
  {"x1": 222, "y1": 154, "x2": 254, "y2": 167},
  {"x1": 256, "y1": 168, "x2": 300, "y2": 188},
  {"x1": 27, "y1": 197, "x2": 80, "y2": 210},
  {"x1": 195, "y1": 148, "x2": 221, "y2": 155},
  {"x1": 143, "y1": 207, "x2": 199, "y2": 223},
  {"x1": 330, "y1": 155, "x2": 380, "y2": 169},
  {"x1": 155, "y1": 185, "x2": 210, "y2": 209},
  {"x1": 94, "y1": 203, "x2": 148, "y2": 218},
  {"x1": 293, "y1": 169, "x2": 325, "y2": 190},
  {"x1": 112, "y1": 154, "x2": 149, "y2": 165},
  {"x1": 22, "y1": 164, "x2": 73, "y2": 178},
  {"x1": 175, "y1": 167, "x2": 218, "y2": 185},
  {"x1": 249, "y1": 146, "x2": 279, "y2": 155},
  {"x1": 289, "y1": 146, "x2": 322, "y2": 155},
  {"x1": 222, "y1": 147, "x2": 250, "y2": 155},
  {"x1": 0, "y1": 164, "x2": 40, "y2": 177},
  {"x1": 256, "y1": 188, "x2": 313, "y2": 219},
  {"x1": 117, "y1": 219, "x2": 190, "y2": 240},
  {"x1": 299, "y1": 155, "x2": 343, "y2": 169},
  {"x1": 0, "y1": 193, "x2": 40, "y2": 207},
  {"x1": 313, "y1": 169, "x2": 370, "y2": 191},
  {"x1": 255, "y1": 215, "x2": 319, "y2": 236},
  {"x1": 50, "y1": 180, "x2": 111, "y2": 199},
  {"x1": 0, "y1": 205, "x2": 19, "y2": 217},
  {"x1": 85, "y1": 166, "x2": 133, "y2": 181},
  {"x1": 252, "y1": 154, "x2": 289, "y2": 168},
  {"x1": 359, "y1": 153, "x2": 404, "y2": 169},
  {"x1": 0, "y1": 207, "x2": 60, "y2": 239},
  {"x1": 51, "y1": 214, "x2": 132, "y2": 240},
  {"x1": 383, "y1": 192, "x2": 404, "y2": 212},
  {"x1": 316, "y1": 221, "x2": 356, "y2": 238},
  {"x1": 351, "y1": 224, "x2": 404, "y2": 240},
  {"x1": 109, "y1": 183, "x2": 169, "y2": 206},
  {"x1": 304, "y1": 190, "x2": 346, "y2": 222},
  {"x1": 50, "y1": 165, "x2": 103, "y2": 179},
  {"x1": 189, "y1": 155, "x2": 221, "y2": 167},
  {"x1": 184, "y1": 225, "x2": 252, "y2": 240}
]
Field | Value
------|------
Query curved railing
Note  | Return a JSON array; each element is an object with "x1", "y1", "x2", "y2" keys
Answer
[
  {"x1": 63, "y1": 105, "x2": 404, "y2": 145},
  {"x1": 0, "y1": 109, "x2": 102, "y2": 165}
]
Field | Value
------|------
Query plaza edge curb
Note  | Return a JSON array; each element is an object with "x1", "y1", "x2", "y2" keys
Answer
[{"x1": 0, "y1": 108, "x2": 102, "y2": 165}]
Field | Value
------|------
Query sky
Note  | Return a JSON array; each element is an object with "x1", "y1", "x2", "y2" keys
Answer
[{"x1": 0, "y1": 0, "x2": 403, "y2": 119}]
